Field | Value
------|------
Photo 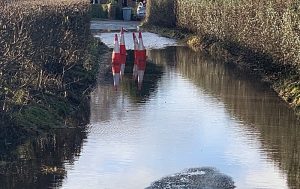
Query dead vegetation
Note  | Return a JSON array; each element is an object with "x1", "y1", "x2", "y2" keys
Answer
[
  {"x1": 0, "y1": 0, "x2": 105, "y2": 139},
  {"x1": 0, "y1": 0, "x2": 91, "y2": 114},
  {"x1": 146, "y1": 0, "x2": 300, "y2": 113}
]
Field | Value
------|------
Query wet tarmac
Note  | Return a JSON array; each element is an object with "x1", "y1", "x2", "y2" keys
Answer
[
  {"x1": 146, "y1": 167, "x2": 235, "y2": 189},
  {"x1": 92, "y1": 20, "x2": 178, "y2": 50},
  {"x1": 90, "y1": 20, "x2": 140, "y2": 32},
  {"x1": 95, "y1": 32, "x2": 178, "y2": 50}
]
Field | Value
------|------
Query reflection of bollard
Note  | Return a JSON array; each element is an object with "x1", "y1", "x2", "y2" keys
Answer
[
  {"x1": 120, "y1": 27, "x2": 126, "y2": 79},
  {"x1": 137, "y1": 70, "x2": 144, "y2": 90},
  {"x1": 112, "y1": 34, "x2": 121, "y2": 89},
  {"x1": 137, "y1": 31, "x2": 147, "y2": 90},
  {"x1": 132, "y1": 32, "x2": 138, "y2": 80}
]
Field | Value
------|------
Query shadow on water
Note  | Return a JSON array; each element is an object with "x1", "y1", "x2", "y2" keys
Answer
[
  {"x1": 121, "y1": 50, "x2": 164, "y2": 104},
  {"x1": 0, "y1": 97, "x2": 91, "y2": 189},
  {"x1": 148, "y1": 46, "x2": 300, "y2": 189},
  {"x1": 0, "y1": 128, "x2": 87, "y2": 189}
]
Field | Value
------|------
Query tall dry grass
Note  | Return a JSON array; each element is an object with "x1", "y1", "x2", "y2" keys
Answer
[
  {"x1": 0, "y1": 0, "x2": 91, "y2": 113},
  {"x1": 146, "y1": 0, "x2": 300, "y2": 68},
  {"x1": 178, "y1": 0, "x2": 300, "y2": 67},
  {"x1": 145, "y1": 0, "x2": 176, "y2": 27}
]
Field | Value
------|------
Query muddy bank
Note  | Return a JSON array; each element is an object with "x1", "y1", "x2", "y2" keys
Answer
[{"x1": 142, "y1": 24, "x2": 300, "y2": 116}]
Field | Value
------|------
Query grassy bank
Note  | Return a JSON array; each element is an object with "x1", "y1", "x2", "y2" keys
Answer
[
  {"x1": 0, "y1": 0, "x2": 106, "y2": 144},
  {"x1": 145, "y1": 0, "x2": 300, "y2": 115}
]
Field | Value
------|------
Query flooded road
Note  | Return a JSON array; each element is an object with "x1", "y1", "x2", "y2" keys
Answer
[
  {"x1": 60, "y1": 41, "x2": 299, "y2": 189},
  {"x1": 0, "y1": 30, "x2": 299, "y2": 189}
]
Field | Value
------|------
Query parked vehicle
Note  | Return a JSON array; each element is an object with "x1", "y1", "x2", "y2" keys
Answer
[{"x1": 136, "y1": 2, "x2": 146, "y2": 19}]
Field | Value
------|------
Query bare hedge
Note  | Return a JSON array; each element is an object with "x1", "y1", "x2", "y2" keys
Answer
[
  {"x1": 0, "y1": 0, "x2": 91, "y2": 113},
  {"x1": 146, "y1": 0, "x2": 300, "y2": 68},
  {"x1": 145, "y1": 0, "x2": 176, "y2": 28}
]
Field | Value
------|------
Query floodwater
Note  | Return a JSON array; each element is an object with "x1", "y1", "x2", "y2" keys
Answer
[
  {"x1": 0, "y1": 32, "x2": 299, "y2": 189},
  {"x1": 61, "y1": 34, "x2": 299, "y2": 188}
]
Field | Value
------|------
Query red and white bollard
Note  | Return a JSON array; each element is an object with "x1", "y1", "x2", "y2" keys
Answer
[
  {"x1": 132, "y1": 32, "x2": 139, "y2": 80},
  {"x1": 137, "y1": 31, "x2": 147, "y2": 90},
  {"x1": 120, "y1": 27, "x2": 127, "y2": 79},
  {"x1": 112, "y1": 34, "x2": 121, "y2": 89}
]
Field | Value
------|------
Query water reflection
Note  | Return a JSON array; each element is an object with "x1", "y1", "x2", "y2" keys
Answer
[
  {"x1": 121, "y1": 50, "x2": 163, "y2": 103},
  {"x1": 148, "y1": 46, "x2": 300, "y2": 188},
  {"x1": 0, "y1": 128, "x2": 87, "y2": 189},
  {"x1": 90, "y1": 50, "x2": 163, "y2": 122},
  {"x1": 121, "y1": 63, "x2": 163, "y2": 104},
  {"x1": 2, "y1": 45, "x2": 299, "y2": 188},
  {"x1": 63, "y1": 46, "x2": 299, "y2": 189}
]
